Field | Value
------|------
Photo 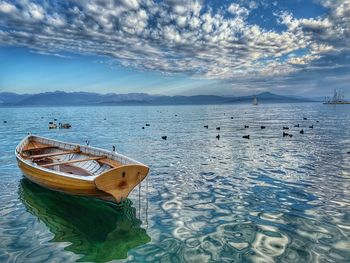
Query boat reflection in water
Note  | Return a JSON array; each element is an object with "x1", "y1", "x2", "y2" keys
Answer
[{"x1": 19, "y1": 179, "x2": 151, "y2": 262}]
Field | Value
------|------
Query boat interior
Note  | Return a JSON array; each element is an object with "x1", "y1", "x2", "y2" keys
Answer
[{"x1": 20, "y1": 140, "x2": 123, "y2": 177}]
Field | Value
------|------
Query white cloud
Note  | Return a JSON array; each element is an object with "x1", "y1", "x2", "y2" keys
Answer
[
  {"x1": 121, "y1": 0, "x2": 140, "y2": 10},
  {"x1": 288, "y1": 54, "x2": 320, "y2": 65},
  {"x1": 47, "y1": 13, "x2": 65, "y2": 27},
  {"x1": 27, "y1": 2, "x2": 45, "y2": 20},
  {"x1": 228, "y1": 3, "x2": 250, "y2": 18},
  {"x1": 0, "y1": 1, "x2": 16, "y2": 13},
  {"x1": 0, "y1": 0, "x2": 349, "y2": 88}
]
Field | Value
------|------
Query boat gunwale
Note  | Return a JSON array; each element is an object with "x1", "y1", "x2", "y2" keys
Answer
[{"x1": 15, "y1": 134, "x2": 148, "y2": 181}]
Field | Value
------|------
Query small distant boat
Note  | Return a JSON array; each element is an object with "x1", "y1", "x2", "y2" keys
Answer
[
  {"x1": 253, "y1": 96, "x2": 258, "y2": 105},
  {"x1": 15, "y1": 135, "x2": 149, "y2": 203}
]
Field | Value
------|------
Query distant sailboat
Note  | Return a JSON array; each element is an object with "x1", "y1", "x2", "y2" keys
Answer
[
  {"x1": 323, "y1": 89, "x2": 350, "y2": 104},
  {"x1": 253, "y1": 96, "x2": 258, "y2": 105}
]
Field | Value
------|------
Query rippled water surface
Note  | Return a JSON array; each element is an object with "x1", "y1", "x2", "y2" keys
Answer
[{"x1": 1, "y1": 103, "x2": 350, "y2": 262}]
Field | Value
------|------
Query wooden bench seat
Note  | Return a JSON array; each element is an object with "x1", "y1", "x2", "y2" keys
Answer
[
  {"x1": 41, "y1": 156, "x2": 106, "y2": 168},
  {"x1": 30, "y1": 149, "x2": 81, "y2": 159}
]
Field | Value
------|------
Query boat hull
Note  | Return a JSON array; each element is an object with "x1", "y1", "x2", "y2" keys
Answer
[
  {"x1": 17, "y1": 156, "x2": 150, "y2": 202},
  {"x1": 17, "y1": 156, "x2": 113, "y2": 200}
]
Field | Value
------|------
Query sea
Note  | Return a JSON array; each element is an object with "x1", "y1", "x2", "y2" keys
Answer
[{"x1": 0, "y1": 103, "x2": 350, "y2": 262}]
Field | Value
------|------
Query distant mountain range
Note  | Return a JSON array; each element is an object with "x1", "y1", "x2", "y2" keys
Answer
[{"x1": 0, "y1": 91, "x2": 316, "y2": 106}]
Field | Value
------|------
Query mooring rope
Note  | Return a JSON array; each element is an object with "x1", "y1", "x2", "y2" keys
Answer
[
  {"x1": 145, "y1": 171, "x2": 149, "y2": 229},
  {"x1": 138, "y1": 172, "x2": 141, "y2": 220}
]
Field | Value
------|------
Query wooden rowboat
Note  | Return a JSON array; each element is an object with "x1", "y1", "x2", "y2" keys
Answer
[{"x1": 15, "y1": 135, "x2": 149, "y2": 203}]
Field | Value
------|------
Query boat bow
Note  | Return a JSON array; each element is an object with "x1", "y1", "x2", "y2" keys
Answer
[{"x1": 94, "y1": 164, "x2": 149, "y2": 203}]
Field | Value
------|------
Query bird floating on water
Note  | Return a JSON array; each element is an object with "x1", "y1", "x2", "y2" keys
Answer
[
  {"x1": 216, "y1": 127, "x2": 220, "y2": 131},
  {"x1": 145, "y1": 123, "x2": 150, "y2": 126},
  {"x1": 204, "y1": 125, "x2": 208, "y2": 129},
  {"x1": 300, "y1": 129, "x2": 304, "y2": 134},
  {"x1": 261, "y1": 126, "x2": 266, "y2": 129},
  {"x1": 49, "y1": 123, "x2": 57, "y2": 129},
  {"x1": 3, "y1": 120, "x2": 7, "y2": 123},
  {"x1": 303, "y1": 117, "x2": 307, "y2": 120},
  {"x1": 216, "y1": 134, "x2": 220, "y2": 140},
  {"x1": 283, "y1": 132, "x2": 293, "y2": 137},
  {"x1": 59, "y1": 123, "x2": 71, "y2": 129},
  {"x1": 161, "y1": 136, "x2": 167, "y2": 140},
  {"x1": 309, "y1": 125, "x2": 313, "y2": 129},
  {"x1": 294, "y1": 124, "x2": 300, "y2": 128},
  {"x1": 244, "y1": 125, "x2": 249, "y2": 128},
  {"x1": 242, "y1": 135, "x2": 250, "y2": 139},
  {"x1": 283, "y1": 127, "x2": 289, "y2": 130}
]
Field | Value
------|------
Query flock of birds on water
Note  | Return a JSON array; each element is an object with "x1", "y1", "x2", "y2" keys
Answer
[
  {"x1": 141, "y1": 116, "x2": 318, "y2": 141},
  {"x1": 47, "y1": 118, "x2": 71, "y2": 129},
  {"x1": 214, "y1": 116, "x2": 316, "y2": 140},
  {"x1": 2, "y1": 114, "x2": 350, "y2": 154},
  {"x1": 139, "y1": 114, "x2": 350, "y2": 154}
]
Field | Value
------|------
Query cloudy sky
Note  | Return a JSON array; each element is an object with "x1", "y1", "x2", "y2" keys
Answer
[{"x1": 0, "y1": 0, "x2": 349, "y2": 96}]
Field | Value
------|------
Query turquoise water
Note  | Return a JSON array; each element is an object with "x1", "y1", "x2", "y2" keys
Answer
[{"x1": 0, "y1": 103, "x2": 350, "y2": 262}]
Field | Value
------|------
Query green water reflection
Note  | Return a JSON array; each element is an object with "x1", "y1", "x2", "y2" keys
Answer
[{"x1": 19, "y1": 179, "x2": 151, "y2": 262}]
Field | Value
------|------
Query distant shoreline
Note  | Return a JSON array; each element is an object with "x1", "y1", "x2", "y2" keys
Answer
[
  {"x1": 0, "y1": 101, "x2": 321, "y2": 108},
  {"x1": 0, "y1": 91, "x2": 318, "y2": 107}
]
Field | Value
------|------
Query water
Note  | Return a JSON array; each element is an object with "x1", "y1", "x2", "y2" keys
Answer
[{"x1": 0, "y1": 103, "x2": 350, "y2": 262}]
